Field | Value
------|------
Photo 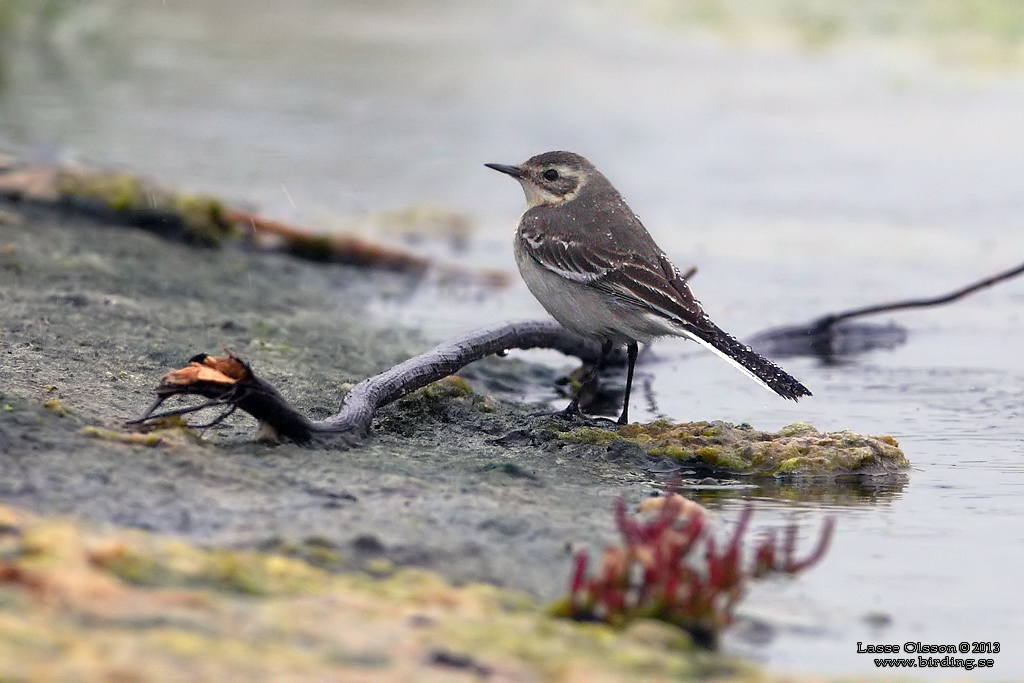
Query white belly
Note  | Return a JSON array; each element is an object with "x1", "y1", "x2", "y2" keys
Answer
[{"x1": 514, "y1": 237, "x2": 675, "y2": 344}]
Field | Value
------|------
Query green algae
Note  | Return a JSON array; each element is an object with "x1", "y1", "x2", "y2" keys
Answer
[
  {"x1": 92, "y1": 533, "x2": 330, "y2": 596},
  {"x1": 408, "y1": 375, "x2": 474, "y2": 401},
  {"x1": 560, "y1": 420, "x2": 908, "y2": 477},
  {"x1": 387, "y1": 375, "x2": 497, "y2": 424},
  {"x1": 81, "y1": 423, "x2": 202, "y2": 448}
]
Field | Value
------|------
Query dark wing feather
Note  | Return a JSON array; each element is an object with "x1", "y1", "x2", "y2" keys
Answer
[
  {"x1": 592, "y1": 254, "x2": 707, "y2": 326},
  {"x1": 518, "y1": 221, "x2": 619, "y2": 284}
]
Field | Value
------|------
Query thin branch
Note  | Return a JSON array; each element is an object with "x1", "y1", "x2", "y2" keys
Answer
[
  {"x1": 750, "y1": 260, "x2": 1024, "y2": 360},
  {"x1": 811, "y1": 260, "x2": 1024, "y2": 331},
  {"x1": 189, "y1": 404, "x2": 240, "y2": 430},
  {"x1": 126, "y1": 396, "x2": 235, "y2": 423}
]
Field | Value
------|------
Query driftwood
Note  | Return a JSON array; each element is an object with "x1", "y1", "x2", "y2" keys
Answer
[
  {"x1": 0, "y1": 160, "x2": 509, "y2": 286},
  {"x1": 227, "y1": 210, "x2": 508, "y2": 286},
  {"x1": 751, "y1": 260, "x2": 1024, "y2": 360},
  {"x1": 131, "y1": 321, "x2": 606, "y2": 442},
  {"x1": 128, "y1": 351, "x2": 316, "y2": 442}
]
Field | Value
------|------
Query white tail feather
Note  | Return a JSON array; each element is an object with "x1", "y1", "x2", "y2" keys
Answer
[{"x1": 675, "y1": 327, "x2": 780, "y2": 396}]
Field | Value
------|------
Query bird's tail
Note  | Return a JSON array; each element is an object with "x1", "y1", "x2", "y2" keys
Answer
[{"x1": 681, "y1": 320, "x2": 812, "y2": 400}]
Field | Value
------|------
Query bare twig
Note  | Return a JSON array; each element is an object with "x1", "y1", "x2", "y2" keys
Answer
[
  {"x1": 750, "y1": 260, "x2": 1024, "y2": 360},
  {"x1": 809, "y1": 260, "x2": 1024, "y2": 331}
]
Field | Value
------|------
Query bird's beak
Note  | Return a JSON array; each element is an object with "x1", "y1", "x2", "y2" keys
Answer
[{"x1": 485, "y1": 163, "x2": 523, "y2": 178}]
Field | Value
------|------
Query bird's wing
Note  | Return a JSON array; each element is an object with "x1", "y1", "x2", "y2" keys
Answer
[
  {"x1": 594, "y1": 252, "x2": 708, "y2": 327},
  {"x1": 519, "y1": 215, "x2": 707, "y2": 326},
  {"x1": 517, "y1": 222, "x2": 618, "y2": 283}
]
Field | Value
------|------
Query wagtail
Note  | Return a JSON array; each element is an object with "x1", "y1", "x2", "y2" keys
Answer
[{"x1": 486, "y1": 150, "x2": 811, "y2": 424}]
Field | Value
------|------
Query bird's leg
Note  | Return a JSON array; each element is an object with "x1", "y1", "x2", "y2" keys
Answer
[
  {"x1": 561, "y1": 339, "x2": 613, "y2": 418},
  {"x1": 617, "y1": 341, "x2": 639, "y2": 425}
]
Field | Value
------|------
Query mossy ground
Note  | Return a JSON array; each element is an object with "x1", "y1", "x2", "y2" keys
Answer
[
  {"x1": 0, "y1": 504, "x2": 747, "y2": 682},
  {"x1": 560, "y1": 420, "x2": 908, "y2": 477}
]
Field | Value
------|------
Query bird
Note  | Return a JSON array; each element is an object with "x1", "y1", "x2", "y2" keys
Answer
[{"x1": 485, "y1": 150, "x2": 811, "y2": 425}]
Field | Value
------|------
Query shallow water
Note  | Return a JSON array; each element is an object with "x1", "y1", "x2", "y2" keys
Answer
[{"x1": 3, "y1": 1, "x2": 1024, "y2": 678}]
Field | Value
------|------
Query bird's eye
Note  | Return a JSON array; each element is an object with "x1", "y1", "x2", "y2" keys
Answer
[{"x1": 542, "y1": 169, "x2": 559, "y2": 182}]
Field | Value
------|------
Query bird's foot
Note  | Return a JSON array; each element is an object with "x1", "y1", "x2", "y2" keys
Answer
[
  {"x1": 558, "y1": 401, "x2": 583, "y2": 419},
  {"x1": 548, "y1": 407, "x2": 619, "y2": 428},
  {"x1": 528, "y1": 401, "x2": 619, "y2": 429}
]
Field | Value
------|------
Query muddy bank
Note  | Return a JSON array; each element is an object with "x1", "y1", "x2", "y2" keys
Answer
[{"x1": 0, "y1": 200, "x2": 898, "y2": 608}]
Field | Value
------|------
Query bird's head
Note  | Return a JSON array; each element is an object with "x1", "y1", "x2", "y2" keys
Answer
[{"x1": 486, "y1": 150, "x2": 599, "y2": 208}]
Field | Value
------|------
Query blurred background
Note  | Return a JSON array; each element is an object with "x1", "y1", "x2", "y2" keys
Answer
[
  {"x1": 2, "y1": 1, "x2": 1024, "y2": 678},
  {"x1": 2, "y1": 0, "x2": 1022, "y2": 337}
]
